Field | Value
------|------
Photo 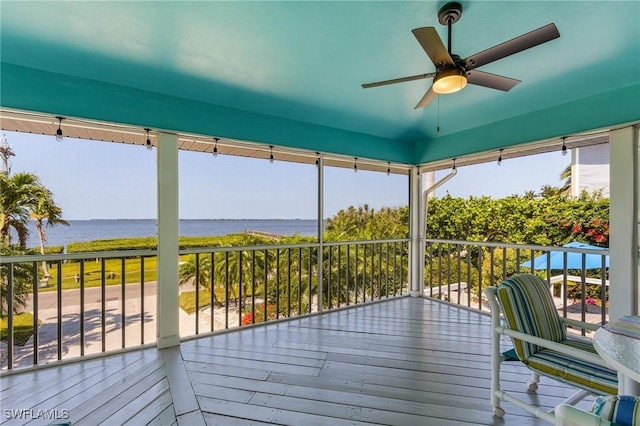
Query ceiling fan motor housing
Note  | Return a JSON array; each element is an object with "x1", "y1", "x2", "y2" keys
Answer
[{"x1": 438, "y1": 2, "x2": 463, "y2": 25}]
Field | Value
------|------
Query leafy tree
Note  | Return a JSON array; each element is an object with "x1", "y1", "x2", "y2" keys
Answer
[{"x1": 325, "y1": 205, "x2": 408, "y2": 241}]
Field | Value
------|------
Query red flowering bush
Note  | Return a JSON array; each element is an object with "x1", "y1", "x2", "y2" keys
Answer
[{"x1": 241, "y1": 303, "x2": 278, "y2": 325}]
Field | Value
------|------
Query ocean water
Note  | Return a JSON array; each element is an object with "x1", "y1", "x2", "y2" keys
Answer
[{"x1": 23, "y1": 219, "x2": 318, "y2": 248}]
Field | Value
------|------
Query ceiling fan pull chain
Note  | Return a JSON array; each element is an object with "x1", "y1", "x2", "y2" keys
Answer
[{"x1": 437, "y1": 97, "x2": 441, "y2": 132}]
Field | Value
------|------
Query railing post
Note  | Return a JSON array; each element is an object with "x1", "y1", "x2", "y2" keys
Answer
[
  {"x1": 409, "y1": 166, "x2": 422, "y2": 297},
  {"x1": 609, "y1": 125, "x2": 639, "y2": 321},
  {"x1": 156, "y1": 131, "x2": 180, "y2": 348}
]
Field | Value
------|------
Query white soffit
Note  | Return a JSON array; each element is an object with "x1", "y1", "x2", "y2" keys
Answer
[
  {"x1": 0, "y1": 108, "x2": 410, "y2": 175},
  {"x1": 419, "y1": 131, "x2": 612, "y2": 173}
]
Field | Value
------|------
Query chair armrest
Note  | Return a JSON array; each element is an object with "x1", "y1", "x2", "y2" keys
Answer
[
  {"x1": 555, "y1": 404, "x2": 612, "y2": 426},
  {"x1": 561, "y1": 317, "x2": 601, "y2": 332},
  {"x1": 495, "y1": 326, "x2": 609, "y2": 368}
]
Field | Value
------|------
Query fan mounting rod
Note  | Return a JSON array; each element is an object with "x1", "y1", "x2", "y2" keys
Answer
[{"x1": 438, "y1": 2, "x2": 463, "y2": 54}]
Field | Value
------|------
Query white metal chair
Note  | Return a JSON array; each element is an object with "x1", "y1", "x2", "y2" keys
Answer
[
  {"x1": 485, "y1": 273, "x2": 618, "y2": 423},
  {"x1": 556, "y1": 395, "x2": 640, "y2": 426}
]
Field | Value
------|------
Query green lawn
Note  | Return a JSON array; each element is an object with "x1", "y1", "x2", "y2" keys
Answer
[
  {"x1": 37, "y1": 257, "x2": 158, "y2": 292},
  {"x1": 1, "y1": 312, "x2": 38, "y2": 345},
  {"x1": 179, "y1": 287, "x2": 240, "y2": 314}
]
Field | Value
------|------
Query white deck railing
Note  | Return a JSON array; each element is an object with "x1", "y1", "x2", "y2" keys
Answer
[
  {"x1": 422, "y1": 239, "x2": 610, "y2": 327},
  {"x1": 0, "y1": 239, "x2": 409, "y2": 371}
]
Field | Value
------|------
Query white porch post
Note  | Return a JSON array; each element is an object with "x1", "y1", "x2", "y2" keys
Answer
[
  {"x1": 409, "y1": 167, "x2": 422, "y2": 297},
  {"x1": 609, "y1": 125, "x2": 639, "y2": 321},
  {"x1": 156, "y1": 132, "x2": 180, "y2": 349},
  {"x1": 317, "y1": 154, "x2": 324, "y2": 312}
]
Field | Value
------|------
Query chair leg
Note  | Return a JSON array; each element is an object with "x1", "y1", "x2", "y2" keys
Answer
[
  {"x1": 491, "y1": 333, "x2": 505, "y2": 417},
  {"x1": 528, "y1": 372, "x2": 540, "y2": 392},
  {"x1": 488, "y1": 304, "x2": 505, "y2": 416}
]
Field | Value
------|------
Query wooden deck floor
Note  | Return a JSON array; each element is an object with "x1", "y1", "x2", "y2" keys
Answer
[{"x1": 0, "y1": 297, "x2": 592, "y2": 425}]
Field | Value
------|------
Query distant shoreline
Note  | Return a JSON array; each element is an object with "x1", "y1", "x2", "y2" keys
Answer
[
  {"x1": 23, "y1": 218, "x2": 320, "y2": 248},
  {"x1": 69, "y1": 218, "x2": 316, "y2": 221}
]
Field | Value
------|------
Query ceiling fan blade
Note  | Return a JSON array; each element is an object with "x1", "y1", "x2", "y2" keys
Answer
[
  {"x1": 466, "y1": 70, "x2": 520, "y2": 91},
  {"x1": 463, "y1": 23, "x2": 560, "y2": 71},
  {"x1": 412, "y1": 27, "x2": 455, "y2": 67},
  {"x1": 362, "y1": 72, "x2": 436, "y2": 89},
  {"x1": 414, "y1": 87, "x2": 437, "y2": 109}
]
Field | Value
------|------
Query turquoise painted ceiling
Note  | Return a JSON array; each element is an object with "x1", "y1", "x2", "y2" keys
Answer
[{"x1": 1, "y1": 1, "x2": 639, "y2": 164}]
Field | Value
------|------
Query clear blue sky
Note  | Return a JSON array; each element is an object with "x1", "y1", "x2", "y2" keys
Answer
[{"x1": 4, "y1": 131, "x2": 568, "y2": 220}]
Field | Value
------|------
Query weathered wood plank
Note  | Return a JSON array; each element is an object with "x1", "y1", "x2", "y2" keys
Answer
[
  {"x1": 123, "y1": 389, "x2": 173, "y2": 426},
  {"x1": 176, "y1": 409, "x2": 207, "y2": 426},
  {"x1": 203, "y1": 413, "x2": 274, "y2": 426},
  {"x1": 18, "y1": 355, "x2": 164, "y2": 426},
  {"x1": 191, "y1": 340, "x2": 328, "y2": 361},
  {"x1": 190, "y1": 373, "x2": 290, "y2": 396},
  {"x1": 197, "y1": 397, "x2": 279, "y2": 423},
  {"x1": 161, "y1": 347, "x2": 199, "y2": 416},
  {"x1": 182, "y1": 351, "x2": 321, "y2": 377},
  {"x1": 96, "y1": 378, "x2": 170, "y2": 426},
  {"x1": 192, "y1": 382, "x2": 255, "y2": 403},
  {"x1": 72, "y1": 364, "x2": 166, "y2": 425},
  {"x1": 183, "y1": 345, "x2": 326, "y2": 368},
  {"x1": 185, "y1": 360, "x2": 271, "y2": 381},
  {"x1": 147, "y1": 404, "x2": 177, "y2": 426}
]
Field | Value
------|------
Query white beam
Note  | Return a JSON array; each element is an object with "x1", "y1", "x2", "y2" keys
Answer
[
  {"x1": 609, "y1": 125, "x2": 639, "y2": 321},
  {"x1": 156, "y1": 132, "x2": 180, "y2": 348},
  {"x1": 409, "y1": 167, "x2": 422, "y2": 296}
]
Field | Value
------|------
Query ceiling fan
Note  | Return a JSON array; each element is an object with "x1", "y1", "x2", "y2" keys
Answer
[{"x1": 362, "y1": 2, "x2": 560, "y2": 109}]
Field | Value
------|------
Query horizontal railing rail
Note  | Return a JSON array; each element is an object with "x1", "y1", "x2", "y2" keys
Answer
[
  {"x1": 422, "y1": 239, "x2": 609, "y2": 331},
  {"x1": 1, "y1": 238, "x2": 409, "y2": 371},
  {"x1": 0, "y1": 249, "x2": 159, "y2": 264}
]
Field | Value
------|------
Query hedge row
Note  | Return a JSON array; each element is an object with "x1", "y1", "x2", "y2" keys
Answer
[{"x1": 65, "y1": 233, "x2": 314, "y2": 253}]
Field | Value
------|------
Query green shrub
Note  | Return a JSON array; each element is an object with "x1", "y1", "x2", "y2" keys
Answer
[
  {"x1": 565, "y1": 281, "x2": 608, "y2": 302},
  {"x1": 65, "y1": 233, "x2": 282, "y2": 254},
  {"x1": 43, "y1": 246, "x2": 64, "y2": 254},
  {"x1": 67, "y1": 237, "x2": 158, "y2": 253}
]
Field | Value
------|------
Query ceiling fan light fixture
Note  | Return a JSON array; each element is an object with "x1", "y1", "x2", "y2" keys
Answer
[{"x1": 432, "y1": 69, "x2": 467, "y2": 94}]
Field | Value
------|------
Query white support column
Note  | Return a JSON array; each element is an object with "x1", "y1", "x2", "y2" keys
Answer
[
  {"x1": 156, "y1": 132, "x2": 180, "y2": 349},
  {"x1": 609, "y1": 125, "x2": 639, "y2": 321},
  {"x1": 317, "y1": 155, "x2": 324, "y2": 312},
  {"x1": 409, "y1": 167, "x2": 422, "y2": 297}
]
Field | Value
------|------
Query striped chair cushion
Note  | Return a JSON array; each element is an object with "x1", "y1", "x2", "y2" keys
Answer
[
  {"x1": 496, "y1": 274, "x2": 566, "y2": 360},
  {"x1": 592, "y1": 395, "x2": 640, "y2": 425},
  {"x1": 525, "y1": 337, "x2": 618, "y2": 395}
]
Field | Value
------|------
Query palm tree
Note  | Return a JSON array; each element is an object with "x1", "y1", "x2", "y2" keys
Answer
[
  {"x1": 31, "y1": 191, "x2": 69, "y2": 277},
  {"x1": 560, "y1": 164, "x2": 572, "y2": 197},
  {"x1": 215, "y1": 235, "x2": 270, "y2": 309},
  {"x1": 273, "y1": 238, "x2": 317, "y2": 315},
  {"x1": 179, "y1": 253, "x2": 223, "y2": 308},
  {"x1": 0, "y1": 172, "x2": 48, "y2": 249},
  {"x1": 0, "y1": 243, "x2": 33, "y2": 316}
]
